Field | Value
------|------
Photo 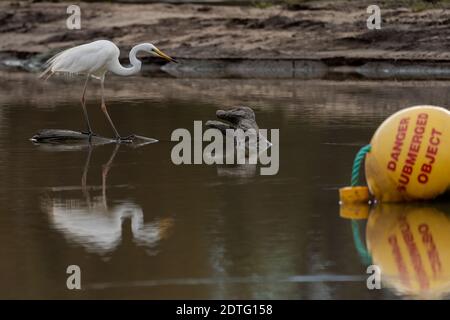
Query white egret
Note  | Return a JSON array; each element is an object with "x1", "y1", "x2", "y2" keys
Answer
[{"x1": 40, "y1": 40, "x2": 177, "y2": 141}]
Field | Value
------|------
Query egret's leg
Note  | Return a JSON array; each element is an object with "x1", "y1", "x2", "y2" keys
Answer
[
  {"x1": 100, "y1": 78, "x2": 122, "y2": 139},
  {"x1": 81, "y1": 76, "x2": 93, "y2": 135},
  {"x1": 102, "y1": 144, "x2": 120, "y2": 209},
  {"x1": 82, "y1": 145, "x2": 93, "y2": 209}
]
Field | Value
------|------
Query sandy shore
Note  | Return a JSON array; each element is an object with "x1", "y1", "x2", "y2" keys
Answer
[{"x1": 2, "y1": 0, "x2": 450, "y2": 62}]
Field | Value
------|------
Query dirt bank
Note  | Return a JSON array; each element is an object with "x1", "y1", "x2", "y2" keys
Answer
[{"x1": 2, "y1": 0, "x2": 450, "y2": 63}]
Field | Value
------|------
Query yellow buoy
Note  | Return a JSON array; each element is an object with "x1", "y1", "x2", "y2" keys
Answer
[
  {"x1": 365, "y1": 106, "x2": 450, "y2": 202},
  {"x1": 339, "y1": 186, "x2": 370, "y2": 205},
  {"x1": 339, "y1": 203, "x2": 370, "y2": 220},
  {"x1": 366, "y1": 204, "x2": 450, "y2": 299}
]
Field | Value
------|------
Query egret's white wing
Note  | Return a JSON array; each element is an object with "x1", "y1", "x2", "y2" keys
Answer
[{"x1": 40, "y1": 40, "x2": 119, "y2": 79}]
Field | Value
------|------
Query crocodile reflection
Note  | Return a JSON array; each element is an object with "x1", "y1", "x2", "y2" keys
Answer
[
  {"x1": 342, "y1": 203, "x2": 450, "y2": 299},
  {"x1": 43, "y1": 145, "x2": 173, "y2": 255}
]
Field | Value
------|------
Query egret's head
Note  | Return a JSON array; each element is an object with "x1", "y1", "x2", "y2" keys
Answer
[{"x1": 145, "y1": 43, "x2": 178, "y2": 63}]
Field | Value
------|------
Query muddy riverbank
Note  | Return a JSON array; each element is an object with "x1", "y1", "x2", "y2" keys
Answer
[{"x1": 3, "y1": 1, "x2": 450, "y2": 79}]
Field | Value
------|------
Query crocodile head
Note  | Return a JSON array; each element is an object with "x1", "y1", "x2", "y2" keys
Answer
[{"x1": 205, "y1": 106, "x2": 259, "y2": 133}]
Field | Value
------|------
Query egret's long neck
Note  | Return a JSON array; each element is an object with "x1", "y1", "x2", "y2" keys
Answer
[{"x1": 109, "y1": 44, "x2": 146, "y2": 76}]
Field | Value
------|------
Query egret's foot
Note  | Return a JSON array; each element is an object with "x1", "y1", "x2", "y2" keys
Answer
[
  {"x1": 116, "y1": 134, "x2": 135, "y2": 143},
  {"x1": 81, "y1": 131, "x2": 97, "y2": 137},
  {"x1": 80, "y1": 131, "x2": 97, "y2": 142}
]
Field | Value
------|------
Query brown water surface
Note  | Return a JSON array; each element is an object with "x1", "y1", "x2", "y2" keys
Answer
[{"x1": 0, "y1": 71, "x2": 449, "y2": 299}]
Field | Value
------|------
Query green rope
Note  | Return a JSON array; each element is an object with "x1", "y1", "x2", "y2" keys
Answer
[
  {"x1": 349, "y1": 144, "x2": 372, "y2": 265},
  {"x1": 351, "y1": 144, "x2": 372, "y2": 186},
  {"x1": 352, "y1": 220, "x2": 372, "y2": 266}
]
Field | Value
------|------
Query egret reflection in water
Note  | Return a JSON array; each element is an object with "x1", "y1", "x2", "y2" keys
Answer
[
  {"x1": 42, "y1": 144, "x2": 173, "y2": 255},
  {"x1": 342, "y1": 203, "x2": 450, "y2": 299}
]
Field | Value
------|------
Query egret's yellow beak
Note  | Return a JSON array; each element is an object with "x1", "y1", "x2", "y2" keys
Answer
[{"x1": 154, "y1": 47, "x2": 178, "y2": 63}]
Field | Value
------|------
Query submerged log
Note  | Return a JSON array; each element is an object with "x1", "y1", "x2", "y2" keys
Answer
[
  {"x1": 31, "y1": 129, "x2": 158, "y2": 149},
  {"x1": 31, "y1": 129, "x2": 114, "y2": 144}
]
